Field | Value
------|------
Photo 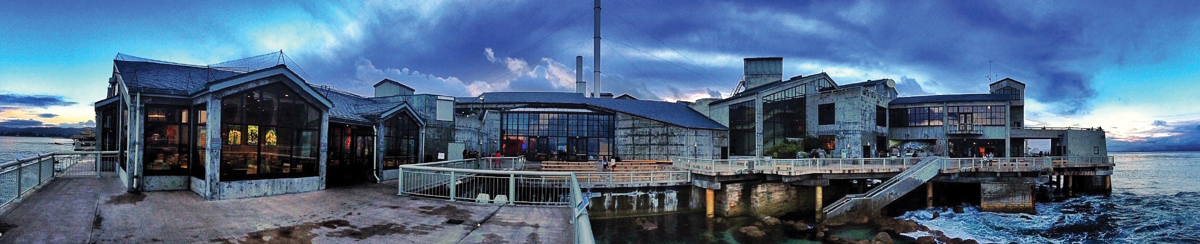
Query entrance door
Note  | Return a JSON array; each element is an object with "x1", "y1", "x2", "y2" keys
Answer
[{"x1": 959, "y1": 113, "x2": 974, "y2": 132}]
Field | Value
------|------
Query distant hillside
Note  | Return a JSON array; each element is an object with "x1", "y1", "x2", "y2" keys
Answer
[{"x1": 0, "y1": 127, "x2": 86, "y2": 138}]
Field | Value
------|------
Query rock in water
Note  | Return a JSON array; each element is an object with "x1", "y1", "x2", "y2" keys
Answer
[
  {"x1": 851, "y1": 216, "x2": 870, "y2": 224},
  {"x1": 762, "y1": 216, "x2": 781, "y2": 226},
  {"x1": 873, "y1": 232, "x2": 893, "y2": 244},
  {"x1": 952, "y1": 205, "x2": 964, "y2": 214},
  {"x1": 931, "y1": 211, "x2": 940, "y2": 220},
  {"x1": 738, "y1": 226, "x2": 766, "y2": 238},
  {"x1": 916, "y1": 236, "x2": 937, "y2": 244}
]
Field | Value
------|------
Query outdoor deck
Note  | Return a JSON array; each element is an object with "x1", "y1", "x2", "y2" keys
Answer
[{"x1": 0, "y1": 175, "x2": 571, "y2": 243}]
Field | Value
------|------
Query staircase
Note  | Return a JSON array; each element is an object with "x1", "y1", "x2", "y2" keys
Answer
[{"x1": 822, "y1": 157, "x2": 943, "y2": 222}]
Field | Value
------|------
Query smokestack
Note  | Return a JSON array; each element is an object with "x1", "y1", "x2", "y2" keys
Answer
[
  {"x1": 576, "y1": 56, "x2": 585, "y2": 94},
  {"x1": 593, "y1": 0, "x2": 601, "y2": 98}
]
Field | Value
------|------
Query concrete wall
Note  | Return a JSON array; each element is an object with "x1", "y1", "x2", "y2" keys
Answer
[
  {"x1": 371, "y1": 95, "x2": 456, "y2": 162},
  {"x1": 713, "y1": 182, "x2": 809, "y2": 218},
  {"x1": 1065, "y1": 129, "x2": 1107, "y2": 157},
  {"x1": 142, "y1": 175, "x2": 188, "y2": 191},
  {"x1": 452, "y1": 110, "x2": 501, "y2": 154},
  {"x1": 189, "y1": 176, "x2": 207, "y2": 198},
  {"x1": 586, "y1": 186, "x2": 695, "y2": 218},
  {"x1": 809, "y1": 87, "x2": 891, "y2": 158},
  {"x1": 979, "y1": 182, "x2": 1035, "y2": 213},
  {"x1": 614, "y1": 113, "x2": 727, "y2": 161},
  {"x1": 215, "y1": 176, "x2": 324, "y2": 200}
]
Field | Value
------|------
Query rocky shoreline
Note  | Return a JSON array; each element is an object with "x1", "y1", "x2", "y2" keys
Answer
[{"x1": 716, "y1": 206, "x2": 984, "y2": 244}]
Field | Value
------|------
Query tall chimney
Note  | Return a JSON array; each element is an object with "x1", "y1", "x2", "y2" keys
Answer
[
  {"x1": 593, "y1": 0, "x2": 601, "y2": 98},
  {"x1": 576, "y1": 56, "x2": 586, "y2": 94}
]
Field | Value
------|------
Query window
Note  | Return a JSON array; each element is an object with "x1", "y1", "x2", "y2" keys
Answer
[
  {"x1": 191, "y1": 105, "x2": 207, "y2": 179},
  {"x1": 144, "y1": 106, "x2": 190, "y2": 175},
  {"x1": 501, "y1": 111, "x2": 614, "y2": 160},
  {"x1": 220, "y1": 83, "x2": 321, "y2": 181},
  {"x1": 818, "y1": 103, "x2": 835, "y2": 125},
  {"x1": 764, "y1": 87, "x2": 805, "y2": 151},
  {"x1": 876, "y1": 106, "x2": 887, "y2": 127},
  {"x1": 819, "y1": 135, "x2": 836, "y2": 151},
  {"x1": 889, "y1": 107, "x2": 944, "y2": 127},
  {"x1": 728, "y1": 100, "x2": 756, "y2": 156},
  {"x1": 384, "y1": 112, "x2": 421, "y2": 168},
  {"x1": 947, "y1": 106, "x2": 1005, "y2": 126},
  {"x1": 996, "y1": 87, "x2": 1022, "y2": 100},
  {"x1": 1094, "y1": 146, "x2": 1099, "y2": 155},
  {"x1": 436, "y1": 98, "x2": 454, "y2": 121}
]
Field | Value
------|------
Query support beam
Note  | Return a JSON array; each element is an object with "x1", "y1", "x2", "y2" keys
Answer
[
  {"x1": 926, "y1": 181, "x2": 933, "y2": 208},
  {"x1": 815, "y1": 186, "x2": 823, "y2": 221},
  {"x1": 1067, "y1": 175, "x2": 1073, "y2": 197},
  {"x1": 705, "y1": 188, "x2": 714, "y2": 218}
]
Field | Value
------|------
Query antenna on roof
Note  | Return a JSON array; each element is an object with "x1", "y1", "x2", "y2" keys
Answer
[
  {"x1": 278, "y1": 50, "x2": 284, "y2": 65},
  {"x1": 986, "y1": 60, "x2": 994, "y2": 83}
]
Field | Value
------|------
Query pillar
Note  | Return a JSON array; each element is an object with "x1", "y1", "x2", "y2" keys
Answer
[
  {"x1": 858, "y1": 180, "x2": 865, "y2": 193},
  {"x1": 1066, "y1": 175, "x2": 1073, "y2": 197},
  {"x1": 1104, "y1": 175, "x2": 1111, "y2": 192},
  {"x1": 815, "y1": 186, "x2": 824, "y2": 221},
  {"x1": 705, "y1": 188, "x2": 715, "y2": 218},
  {"x1": 926, "y1": 181, "x2": 933, "y2": 208}
]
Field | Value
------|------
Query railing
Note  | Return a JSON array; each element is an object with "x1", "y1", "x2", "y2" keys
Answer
[
  {"x1": 823, "y1": 157, "x2": 943, "y2": 221},
  {"x1": 674, "y1": 156, "x2": 1070, "y2": 176},
  {"x1": 0, "y1": 151, "x2": 120, "y2": 210},
  {"x1": 1020, "y1": 126, "x2": 1104, "y2": 131},
  {"x1": 573, "y1": 171, "x2": 691, "y2": 188},
  {"x1": 398, "y1": 157, "x2": 593, "y2": 244},
  {"x1": 1047, "y1": 156, "x2": 1115, "y2": 168},
  {"x1": 672, "y1": 157, "x2": 928, "y2": 176}
]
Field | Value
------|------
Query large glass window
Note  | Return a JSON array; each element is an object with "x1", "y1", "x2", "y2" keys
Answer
[
  {"x1": 876, "y1": 106, "x2": 887, "y2": 127},
  {"x1": 763, "y1": 87, "x2": 805, "y2": 152},
  {"x1": 729, "y1": 100, "x2": 756, "y2": 156},
  {"x1": 143, "y1": 106, "x2": 189, "y2": 175},
  {"x1": 818, "y1": 103, "x2": 835, "y2": 125},
  {"x1": 995, "y1": 87, "x2": 1022, "y2": 100},
  {"x1": 220, "y1": 83, "x2": 321, "y2": 181},
  {"x1": 889, "y1": 107, "x2": 944, "y2": 127},
  {"x1": 501, "y1": 111, "x2": 613, "y2": 161},
  {"x1": 191, "y1": 105, "x2": 207, "y2": 179},
  {"x1": 383, "y1": 112, "x2": 420, "y2": 168},
  {"x1": 947, "y1": 106, "x2": 1005, "y2": 126}
]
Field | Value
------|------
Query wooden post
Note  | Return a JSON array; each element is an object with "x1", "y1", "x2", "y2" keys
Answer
[
  {"x1": 1105, "y1": 175, "x2": 1111, "y2": 192},
  {"x1": 705, "y1": 188, "x2": 714, "y2": 218},
  {"x1": 815, "y1": 186, "x2": 823, "y2": 221},
  {"x1": 926, "y1": 181, "x2": 933, "y2": 208}
]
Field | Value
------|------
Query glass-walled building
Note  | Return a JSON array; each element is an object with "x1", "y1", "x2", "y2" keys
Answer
[{"x1": 500, "y1": 109, "x2": 614, "y2": 161}]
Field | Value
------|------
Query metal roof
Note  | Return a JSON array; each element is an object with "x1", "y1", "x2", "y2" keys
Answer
[
  {"x1": 458, "y1": 92, "x2": 726, "y2": 130},
  {"x1": 889, "y1": 93, "x2": 1010, "y2": 105},
  {"x1": 114, "y1": 60, "x2": 242, "y2": 95}
]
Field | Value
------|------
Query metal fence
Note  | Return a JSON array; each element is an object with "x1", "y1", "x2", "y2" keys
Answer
[
  {"x1": 673, "y1": 156, "x2": 1085, "y2": 176},
  {"x1": 0, "y1": 151, "x2": 120, "y2": 210},
  {"x1": 573, "y1": 171, "x2": 691, "y2": 188},
  {"x1": 398, "y1": 157, "x2": 594, "y2": 244}
]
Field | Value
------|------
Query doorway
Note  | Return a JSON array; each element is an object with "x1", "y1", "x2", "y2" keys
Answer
[{"x1": 328, "y1": 124, "x2": 375, "y2": 186}]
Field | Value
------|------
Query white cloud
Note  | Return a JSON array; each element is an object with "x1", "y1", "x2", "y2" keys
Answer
[
  {"x1": 485, "y1": 48, "x2": 496, "y2": 63},
  {"x1": 541, "y1": 58, "x2": 577, "y2": 89}
]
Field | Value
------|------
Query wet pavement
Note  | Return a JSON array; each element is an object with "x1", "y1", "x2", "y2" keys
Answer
[{"x1": 0, "y1": 177, "x2": 572, "y2": 244}]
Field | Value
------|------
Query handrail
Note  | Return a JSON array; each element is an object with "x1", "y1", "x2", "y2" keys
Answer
[
  {"x1": 398, "y1": 157, "x2": 594, "y2": 243},
  {"x1": 822, "y1": 157, "x2": 943, "y2": 221},
  {"x1": 0, "y1": 151, "x2": 121, "y2": 213}
]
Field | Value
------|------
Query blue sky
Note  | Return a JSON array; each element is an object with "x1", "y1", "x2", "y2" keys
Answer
[{"x1": 1, "y1": 0, "x2": 1198, "y2": 151}]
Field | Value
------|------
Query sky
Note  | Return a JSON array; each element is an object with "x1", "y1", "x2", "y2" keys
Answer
[{"x1": 0, "y1": 0, "x2": 1198, "y2": 151}]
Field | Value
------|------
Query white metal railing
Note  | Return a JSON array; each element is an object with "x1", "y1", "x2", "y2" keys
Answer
[
  {"x1": 672, "y1": 156, "x2": 1078, "y2": 176},
  {"x1": 398, "y1": 157, "x2": 593, "y2": 244},
  {"x1": 0, "y1": 151, "x2": 120, "y2": 210},
  {"x1": 573, "y1": 171, "x2": 691, "y2": 187},
  {"x1": 1047, "y1": 156, "x2": 1115, "y2": 167}
]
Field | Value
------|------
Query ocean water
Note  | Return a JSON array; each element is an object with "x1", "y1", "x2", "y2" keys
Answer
[
  {"x1": 0, "y1": 136, "x2": 76, "y2": 163},
  {"x1": 592, "y1": 151, "x2": 1200, "y2": 243},
  {"x1": 898, "y1": 151, "x2": 1200, "y2": 243}
]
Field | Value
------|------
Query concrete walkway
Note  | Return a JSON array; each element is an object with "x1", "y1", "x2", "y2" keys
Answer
[{"x1": 0, "y1": 177, "x2": 572, "y2": 244}]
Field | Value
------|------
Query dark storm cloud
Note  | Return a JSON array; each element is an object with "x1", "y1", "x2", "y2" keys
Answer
[
  {"x1": 1153, "y1": 120, "x2": 1168, "y2": 127},
  {"x1": 0, "y1": 93, "x2": 75, "y2": 108},
  {"x1": 35, "y1": 113, "x2": 57, "y2": 118},
  {"x1": 0, "y1": 119, "x2": 44, "y2": 127},
  {"x1": 1109, "y1": 120, "x2": 1200, "y2": 152},
  {"x1": 287, "y1": 0, "x2": 1200, "y2": 111}
]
